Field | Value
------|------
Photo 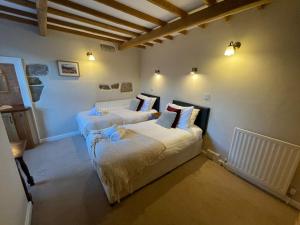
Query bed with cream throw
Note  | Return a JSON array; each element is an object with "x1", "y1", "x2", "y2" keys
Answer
[
  {"x1": 86, "y1": 120, "x2": 203, "y2": 203},
  {"x1": 77, "y1": 94, "x2": 160, "y2": 138}
]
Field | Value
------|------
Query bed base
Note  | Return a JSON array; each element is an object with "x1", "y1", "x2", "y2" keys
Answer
[{"x1": 94, "y1": 140, "x2": 203, "y2": 204}]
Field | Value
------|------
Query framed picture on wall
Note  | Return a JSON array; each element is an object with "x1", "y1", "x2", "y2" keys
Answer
[{"x1": 57, "y1": 60, "x2": 80, "y2": 77}]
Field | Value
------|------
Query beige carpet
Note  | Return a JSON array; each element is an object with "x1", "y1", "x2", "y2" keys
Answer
[{"x1": 24, "y1": 135, "x2": 298, "y2": 225}]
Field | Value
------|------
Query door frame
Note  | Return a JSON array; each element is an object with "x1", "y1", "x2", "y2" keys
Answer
[{"x1": 0, "y1": 56, "x2": 41, "y2": 141}]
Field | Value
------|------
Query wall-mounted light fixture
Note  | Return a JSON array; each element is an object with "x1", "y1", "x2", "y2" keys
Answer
[
  {"x1": 87, "y1": 52, "x2": 95, "y2": 61},
  {"x1": 154, "y1": 69, "x2": 160, "y2": 75},
  {"x1": 224, "y1": 41, "x2": 241, "y2": 56},
  {"x1": 191, "y1": 67, "x2": 198, "y2": 75}
]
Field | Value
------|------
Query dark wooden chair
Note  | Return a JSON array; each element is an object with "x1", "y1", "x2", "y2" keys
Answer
[{"x1": 11, "y1": 140, "x2": 34, "y2": 201}]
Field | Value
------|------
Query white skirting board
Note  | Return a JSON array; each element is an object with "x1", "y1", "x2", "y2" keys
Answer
[
  {"x1": 24, "y1": 201, "x2": 32, "y2": 225},
  {"x1": 39, "y1": 130, "x2": 80, "y2": 143}
]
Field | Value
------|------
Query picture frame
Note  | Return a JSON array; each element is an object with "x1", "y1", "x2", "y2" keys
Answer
[{"x1": 57, "y1": 60, "x2": 80, "y2": 77}]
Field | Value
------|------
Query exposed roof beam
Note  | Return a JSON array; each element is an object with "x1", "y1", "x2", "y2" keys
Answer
[
  {"x1": 5, "y1": 0, "x2": 139, "y2": 37},
  {"x1": 0, "y1": 12, "x2": 36, "y2": 26},
  {"x1": 147, "y1": 0, "x2": 188, "y2": 18},
  {"x1": 50, "y1": 0, "x2": 151, "y2": 32},
  {"x1": 47, "y1": 18, "x2": 131, "y2": 41},
  {"x1": 36, "y1": 0, "x2": 47, "y2": 36},
  {"x1": 93, "y1": 0, "x2": 166, "y2": 26},
  {"x1": 164, "y1": 35, "x2": 173, "y2": 40},
  {"x1": 179, "y1": 30, "x2": 188, "y2": 35},
  {"x1": 0, "y1": 5, "x2": 36, "y2": 19},
  {"x1": 203, "y1": 0, "x2": 217, "y2": 6},
  {"x1": 120, "y1": 0, "x2": 271, "y2": 50},
  {"x1": 4, "y1": 0, "x2": 34, "y2": 9},
  {"x1": 144, "y1": 42, "x2": 154, "y2": 47},
  {"x1": 224, "y1": 15, "x2": 231, "y2": 21},
  {"x1": 153, "y1": 39, "x2": 163, "y2": 44},
  {"x1": 0, "y1": 4, "x2": 130, "y2": 41},
  {"x1": 0, "y1": 12, "x2": 124, "y2": 44},
  {"x1": 198, "y1": 23, "x2": 207, "y2": 28},
  {"x1": 48, "y1": 25, "x2": 124, "y2": 44},
  {"x1": 136, "y1": 45, "x2": 146, "y2": 49}
]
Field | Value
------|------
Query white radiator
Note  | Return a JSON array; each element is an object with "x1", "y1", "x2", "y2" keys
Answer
[{"x1": 227, "y1": 127, "x2": 300, "y2": 197}]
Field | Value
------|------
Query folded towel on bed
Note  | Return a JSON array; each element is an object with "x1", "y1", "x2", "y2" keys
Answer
[
  {"x1": 88, "y1": 107, "x2": 102, "y2": 116},
  {"x1": 91, "y1": 129, "x2": 166, "y2": 203},
  {"x1": 89, "y1": 125, "x2": 126, "y2": 142},
  {"x1": 110, "y1": 128, "x2": 126, "y2": 142}
]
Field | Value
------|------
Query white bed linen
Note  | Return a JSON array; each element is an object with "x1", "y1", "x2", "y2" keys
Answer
[
  {"x1": 124, "y1": 120, "x2": 202, "y2": 152},
  {"x1": 86, "y1": 120, "x2": 203, "y2": 203},
  {"x1": 77, "y1": 109, "x2": 157, "y2": 137}
]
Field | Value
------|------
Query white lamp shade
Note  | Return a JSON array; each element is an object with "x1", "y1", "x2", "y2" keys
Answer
[
  {"x1": 88, "y1": 54, "x2": 95, "y2": 61},
  {"x1": 224, "y1": 45, "x2": 235, "y2": 56}
]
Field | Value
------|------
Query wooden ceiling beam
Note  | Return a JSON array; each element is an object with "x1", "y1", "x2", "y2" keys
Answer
[
  {"x1": 203, "y1": 0, "x2": 217, "y2": 6},
  {"x1": 47, "y1": 24, "x2": 124, "y2": 44},
  {"x1": 0, "y1": 5, "x2": 36, "y2": 19},
  {"x1": 179, "y1": 30, "x2": 188, "y2": 35},
  {"x1": 93, "y1": 0, "x2": 166, "y2": 26},
  {"x1": 164, "y1": 35, "x2": 173, "y2": 40},
  {"x1": 5, "y1": 0, "x2": 139, "y2": 37},
  {"x1": 144, "y1": 42, "x2": 154, "y2": 47},
  {"x1": 0, "y1": 12, "x2": 124, "y2": 44},
  {"x1": 224, "y1": 15, "x2": 232, "y2": 21},
  {"x1": 0, "y1": 4, "x2": 130, "y2": 41},
  {"x1": 147, "y1": 0, "x2": 188, "y2": 18},
  {"x1": 120, "y1": 0, "x2": 271, "y2": 50},
  {"x1": 50, "y1": 0, "x2": 151, "y2": 32},
  {"x1": 198, "y1": 23, "x2": 207, "y2": 28},
  {"x1": 4, "y1": 0, "x2": 35, "y2": 9},
  {"x1": 0, "y1": 12, "x2": 37, "y2": 26},
  {"x1": 136, "y1": 45, "x2": 146, "y2": 49},
  {"x1": 47, "y1": 18, "x2": 131, "y2": 41},
  {"x1": 153, "y1": 39, "x2": 163, "y2": 44},
  {"x1": 36, "y1": 0, "x2": 48, "y2": 36}
]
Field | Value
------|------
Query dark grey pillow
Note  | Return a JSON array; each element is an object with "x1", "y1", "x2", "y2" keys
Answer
[
  {"x1": 156, "y1": 111, "x2": 177, "y2": 129},
  {"x1": 129, "y1": 99, "x2": 140, "y2": 111}
]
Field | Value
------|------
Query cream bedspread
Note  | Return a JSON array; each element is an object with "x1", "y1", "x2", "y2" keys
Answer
[
  {"x1": 77, "y1": 109, "x2": 156, "y2": 137},
  {"x1": 90, "y1": 129, "x2": 166, "y2": 202}
]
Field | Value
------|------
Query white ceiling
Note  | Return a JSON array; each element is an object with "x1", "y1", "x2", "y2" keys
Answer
[{"x1": 0, "y1": 0, "x2": 207, "y2": 44}]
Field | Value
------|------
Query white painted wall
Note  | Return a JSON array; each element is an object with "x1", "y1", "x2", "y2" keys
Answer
[
  {"x1": 0, "y1": 116, "x2": 28, "y2": 225},
  {"x1": 140, "y1": 0, "x2": 300, "y2": 200},
  {"x1": 0, "y1": 20, "x2": 141, "y2": 139}
]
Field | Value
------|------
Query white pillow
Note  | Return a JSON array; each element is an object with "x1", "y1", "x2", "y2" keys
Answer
[
  {"x1": 189, "y1": 108, "x2": 200, "y2": 127},
  {"x1": 137, "y1": 94, "x2": 156, "y2": 111},
  {"x1": 167, "y1": 103, "x2": 194, "y2": 129}
]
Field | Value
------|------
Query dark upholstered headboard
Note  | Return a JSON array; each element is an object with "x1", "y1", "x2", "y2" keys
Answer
[
  {"x1": 141, "y1": 93, "x2": 160, "y2": 112},
  {"x1": 172, "y1": 100, "x2": 210, "y2": 135}
]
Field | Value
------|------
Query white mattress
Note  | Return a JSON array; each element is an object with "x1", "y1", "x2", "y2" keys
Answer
[
  {"x1": 124, "y1": 120, "x2": 202, "y2": 152},
  {"x1": 77, "y1": 108, "x2": 157, "y2": 137},
  {"x1": 86, "y1": 120, "x2": 203, "y2": 203}
]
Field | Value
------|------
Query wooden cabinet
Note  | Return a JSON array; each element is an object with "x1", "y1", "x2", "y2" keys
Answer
[{"x1": 1, "y1": 105, "x2": 36, "y2": 149}]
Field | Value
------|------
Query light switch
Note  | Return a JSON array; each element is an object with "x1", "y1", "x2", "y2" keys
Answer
[{"x1": 203, "y1": 93, "x2": 211, "y2": 101}]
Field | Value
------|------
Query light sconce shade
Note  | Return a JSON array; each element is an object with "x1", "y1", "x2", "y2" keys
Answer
[
  {"x1": 154, "y1": 69, "x2": 160, "y2": 75},
  {"x1": 224, "y1": 41, "x2": 241, "y2": 56},
  {"x1": 191, "y1": 67, "x2": 198, "y2": 75},
  {"x1": 87, "y1": 52, "x2": 95, "y2": 61}
]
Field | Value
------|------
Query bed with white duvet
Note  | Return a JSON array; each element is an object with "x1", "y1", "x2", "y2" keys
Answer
[
  {"x1": 85, "y1": 100, "x2": 210, "y2": 203},
  {"x1": 77, "y1": 93, "x2": 160, "y2": 137}
]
